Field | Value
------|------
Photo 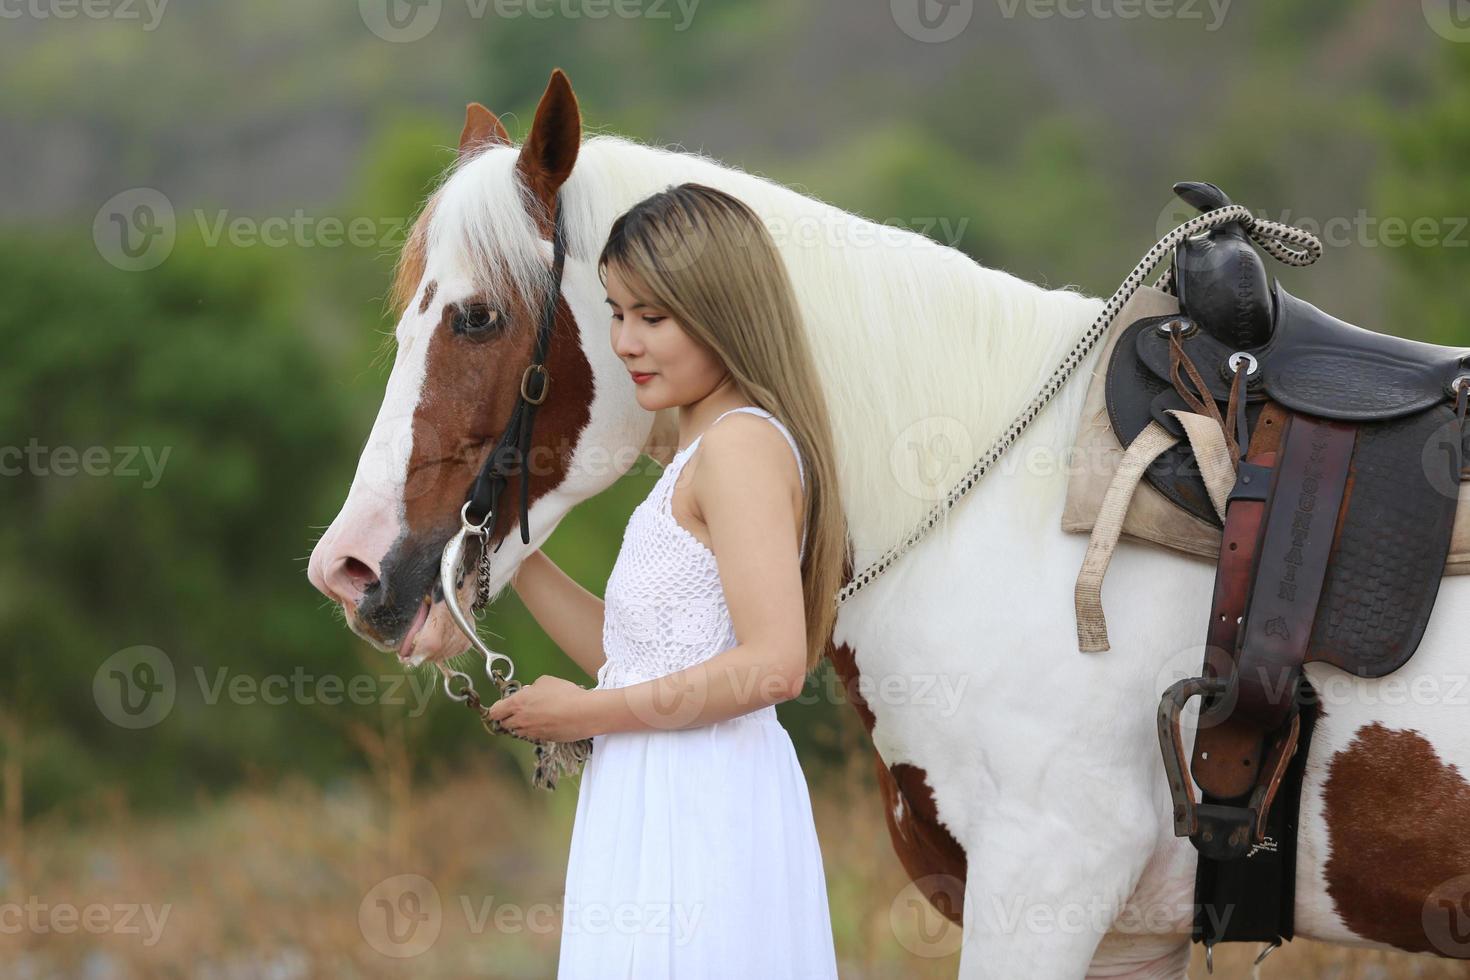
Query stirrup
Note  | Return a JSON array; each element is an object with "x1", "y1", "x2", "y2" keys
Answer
[{"x1": 1157, "y1": 676, "x2": 1301, "y2": 861}]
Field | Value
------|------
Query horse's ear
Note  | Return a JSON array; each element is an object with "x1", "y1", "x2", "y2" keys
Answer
[
  {"x1": 459, "y1": 102, "x2": 511, "y2": 161},
  {"x1": 516, "y1": 68, "x2": 581, "y2": 211}
]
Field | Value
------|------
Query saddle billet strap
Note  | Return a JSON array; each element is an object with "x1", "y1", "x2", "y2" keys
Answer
[{"x1": 1233, "y1": 414, "x2": 1357, "y2": 730}]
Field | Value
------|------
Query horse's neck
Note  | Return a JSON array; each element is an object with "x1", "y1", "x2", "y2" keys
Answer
[
  {"x1": 571, "y1": 141, "x2": 1108, "y2": 551},
  {"x1": 817, "y1": 270, "x2": 1106, "y2": 560}
]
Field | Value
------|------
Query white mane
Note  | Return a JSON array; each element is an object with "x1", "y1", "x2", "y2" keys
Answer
[{"x1": 426, "y1": 133, "x2": 1106, "y2": 560}]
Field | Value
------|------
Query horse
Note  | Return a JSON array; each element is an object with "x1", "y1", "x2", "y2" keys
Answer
[{"x1": 307, "y1": 69, "x2": 1470, "y2": 977}]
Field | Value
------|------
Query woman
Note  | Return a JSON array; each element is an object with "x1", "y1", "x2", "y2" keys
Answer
[{"x1": 485, "y1": 182, "x2": 847, "y2": 978}]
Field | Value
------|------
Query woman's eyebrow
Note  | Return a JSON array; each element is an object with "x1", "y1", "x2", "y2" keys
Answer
[{"x1": 605, "y1": 296, "x2": 651, "y2": 310}]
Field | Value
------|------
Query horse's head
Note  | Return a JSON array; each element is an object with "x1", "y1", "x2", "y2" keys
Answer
[{"x1": 308, "y1": 70, "x2": 655, "y2": 665}]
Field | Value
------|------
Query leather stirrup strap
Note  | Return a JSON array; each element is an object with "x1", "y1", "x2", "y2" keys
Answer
[{"x1": 1233, "y1": 414, "x2": 1356, "y2": 729}]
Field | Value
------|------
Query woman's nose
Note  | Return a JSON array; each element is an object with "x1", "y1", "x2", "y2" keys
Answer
[{"x1": 612, "y1": 326, "x2": 641, "y2": 358}]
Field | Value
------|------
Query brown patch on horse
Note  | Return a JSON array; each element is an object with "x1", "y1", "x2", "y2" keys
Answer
[
  {"x1": 403, "y1": 289, "x2": 592, "y2": 546},
  {"x1": 418, "y1": 280, "x2": 437, "y2": 315},
  {"x1": 879, "y1": 760, "x2": 969, "y2": 925},
  {"x1": 828, "y1": 640, "x2": 968, "y2": 922},
  {"x1": 828, "y1": 641, "x2": 876, "y2": 733},
  {"x1": 1323, "y1": 722, "x2": 1470, "y2": 954}
]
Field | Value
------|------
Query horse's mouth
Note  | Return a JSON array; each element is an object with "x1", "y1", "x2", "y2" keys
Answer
[{"x1": 396, "y1": 595, "x2": 433, "y2": 665}]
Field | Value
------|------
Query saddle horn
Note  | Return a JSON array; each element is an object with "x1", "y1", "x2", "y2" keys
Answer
[{"x1": 1171, "y1": 180, "x2": 1274, "y2": 350}]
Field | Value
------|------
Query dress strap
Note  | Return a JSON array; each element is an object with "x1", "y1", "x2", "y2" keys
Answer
[
  {"x1": 707, "y1": 407, "x2": 805, "y2": 491},
  {"x1": 667, "y1": 406, "x2": 809, "y2": 558}
]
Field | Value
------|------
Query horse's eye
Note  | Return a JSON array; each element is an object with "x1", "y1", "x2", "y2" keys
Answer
[{"x1": 452, "y1": 304, "x2": 501, "y2": 336}]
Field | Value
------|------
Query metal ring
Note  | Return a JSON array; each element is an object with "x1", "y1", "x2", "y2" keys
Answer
[
  {"x1": 1450, "y1": 374, "x2": 1470, "y2": 397},
  {"x1": 485, "y1": 651, "x2": 515, "y2": 684},
  {"x1": 1227, "y1": 352, "x2": 1259, "y2": 377},
  {"x1": 459, "y1": 499, "x2": 492, "y2": 535},
  {"x1": 442, "y1": 669, "x2": 475, "y2": 703},
  {"x1": 1155, "y1": 317, "x2": 1198, "y2": 339}
]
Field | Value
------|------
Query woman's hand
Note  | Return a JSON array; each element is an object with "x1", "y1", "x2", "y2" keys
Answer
[{"x1": 485, "y1": 675, "x2": 596, "y2": 743}]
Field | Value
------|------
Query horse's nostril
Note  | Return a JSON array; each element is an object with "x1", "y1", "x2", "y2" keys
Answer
[
  {"x1": 342, "y1": 557, "x2": 379, "y2": 591},
  {"x1": 321, "y1": 554, "x2": 381, "y2": 607}
]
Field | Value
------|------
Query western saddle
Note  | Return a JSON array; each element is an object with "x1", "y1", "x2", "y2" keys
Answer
[{"x1": 1100, "y1": 182, "x2": 1470, "y2": 870}]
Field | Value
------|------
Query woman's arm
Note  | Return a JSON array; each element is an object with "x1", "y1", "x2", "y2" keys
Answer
[
  {"x1": 586, "y1": 415, "x2": 809, "y2": 734},
  {"x1": 510, "y1": 550, "x2": 606, "y2": 681}
]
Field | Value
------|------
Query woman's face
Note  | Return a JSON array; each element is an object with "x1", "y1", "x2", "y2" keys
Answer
[{"x1": 605, "y1": 263, "x2": 726, "y2": 411}]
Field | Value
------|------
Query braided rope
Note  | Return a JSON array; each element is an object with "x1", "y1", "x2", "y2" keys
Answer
[{"x1": 833, "y1": 205, "x2": 1322, "y2": 607}]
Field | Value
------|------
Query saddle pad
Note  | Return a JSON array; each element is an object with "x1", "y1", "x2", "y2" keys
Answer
[{"x1": 1061, "y1": 287, "x2": 1470, "y2": 575}]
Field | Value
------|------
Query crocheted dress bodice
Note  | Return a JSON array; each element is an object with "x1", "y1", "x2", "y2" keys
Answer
[{"x1": 596, "y1": 406, "x2": 807, "y2": 692}]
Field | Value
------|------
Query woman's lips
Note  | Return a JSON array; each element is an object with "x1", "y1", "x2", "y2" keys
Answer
[{"x1": 630, "y1": 372, "x2": 655, "y2": 385}]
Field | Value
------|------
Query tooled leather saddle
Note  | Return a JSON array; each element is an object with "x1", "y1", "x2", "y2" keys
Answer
[{"x1": 1104, "y1": 181, "x2": 1470, "y2": 950}]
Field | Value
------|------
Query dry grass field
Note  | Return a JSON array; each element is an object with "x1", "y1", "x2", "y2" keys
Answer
[{"x1": 2, "y1": 719, "x2": 1467, "y2": 979}]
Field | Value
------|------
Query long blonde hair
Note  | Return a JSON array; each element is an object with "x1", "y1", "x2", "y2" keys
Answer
[{"x1": 597, "y1": 182, "x2": 849, "y2": 674}]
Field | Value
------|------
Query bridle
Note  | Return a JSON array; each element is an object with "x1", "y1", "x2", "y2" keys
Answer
[
  {"x1": 431, "y1": 192, "x2": 593, "y2": 791},
  {"x1": 458, "y1": 193, "x2": 568, "y2": 612}
]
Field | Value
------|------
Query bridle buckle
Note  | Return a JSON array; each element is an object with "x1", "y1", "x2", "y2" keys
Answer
[{"x1": 520, "y1": 363, "x2": 550, "y2": 405}]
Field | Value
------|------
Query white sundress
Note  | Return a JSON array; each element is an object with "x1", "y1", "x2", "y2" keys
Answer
[{"x1": 557, "y1": 406, "x2": 839, "y2": 980}]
